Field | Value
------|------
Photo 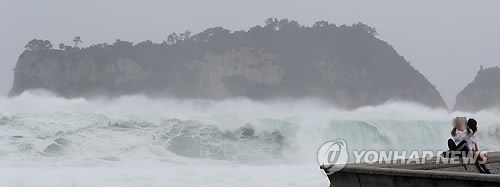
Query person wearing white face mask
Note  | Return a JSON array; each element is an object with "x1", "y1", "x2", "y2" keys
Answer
[{"x1": 447, "y1": 117, "x2": 473, "y2": 156}]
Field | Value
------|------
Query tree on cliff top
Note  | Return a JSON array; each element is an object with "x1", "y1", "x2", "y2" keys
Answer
[
  {"x1": 25, "y1": 39, "x2": 53, "y2": 51},
  {"x1": 73, "y1": 36, "x2": 82, "y2": 48}
]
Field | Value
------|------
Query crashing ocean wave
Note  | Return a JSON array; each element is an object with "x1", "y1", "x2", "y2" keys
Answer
[{"x1": 0, "y1": 90, "x2": 498, "y2": 186}]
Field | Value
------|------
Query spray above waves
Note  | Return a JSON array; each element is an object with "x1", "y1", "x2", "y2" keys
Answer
[
  {"x1": 0, "y1": 90, "x2": 498, "y2": 166},
  {"x1": 3, "y1": 90, "x2": 496, "y2": 119}
]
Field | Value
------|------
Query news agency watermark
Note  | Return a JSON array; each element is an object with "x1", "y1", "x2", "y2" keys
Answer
[
  {"x1": 318, "y1": 139, "x2": 488, "y2": 174},
  {"x1": 317, "y1": 139, "x2": 349, "y2": 174}
]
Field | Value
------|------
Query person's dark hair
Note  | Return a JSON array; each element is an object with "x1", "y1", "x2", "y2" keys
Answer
[{"x1": 467, "y1": 118, "x2": 478, "y2": 133}]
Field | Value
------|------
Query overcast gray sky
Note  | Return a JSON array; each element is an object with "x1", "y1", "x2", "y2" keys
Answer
[{"x1": 1, "y1": 0, "x2": 498, "y2": 108}]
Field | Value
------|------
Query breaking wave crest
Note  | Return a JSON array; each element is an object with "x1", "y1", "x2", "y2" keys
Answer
[
  {"x1": 0, "y1": 90, "x2": 498, "y2": 186},
  {"x1": 0, "y1": 90, "x2": 498, "y2": 165}
]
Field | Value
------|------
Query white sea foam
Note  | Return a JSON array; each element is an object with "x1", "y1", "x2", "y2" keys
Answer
[{"x1": 0, "y1": 90, "x2": 498, "y2": 187}]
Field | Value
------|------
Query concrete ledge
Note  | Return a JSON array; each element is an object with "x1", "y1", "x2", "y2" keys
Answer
[
  {"x1": 341, "y1": 165, "x2": 500, "y2": 183},
  {"x1": 322, "y1": 152, "x2": 500, "y2": 187}
]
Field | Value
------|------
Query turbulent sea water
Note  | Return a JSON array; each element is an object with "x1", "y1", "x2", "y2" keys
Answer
[{"x1": 0, "y1": 91, "x2": 499, "y2": 187}]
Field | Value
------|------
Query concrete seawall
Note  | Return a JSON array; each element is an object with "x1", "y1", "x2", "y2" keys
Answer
[{"x1": 321, "y1": 152, "x2": 500, "y2": 187}]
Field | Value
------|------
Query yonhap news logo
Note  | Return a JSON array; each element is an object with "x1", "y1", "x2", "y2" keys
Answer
[
  {"x1": 317, "y1": 139, "x2": 348, "y2": 174},
  {"x1": 318, "y1": 139, "x2": 490, "y2": 175}
]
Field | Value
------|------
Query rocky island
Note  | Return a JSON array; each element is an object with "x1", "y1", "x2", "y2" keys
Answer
[
  {"x1": 453, "y1": 66, "x2": 500, "y2": 112},
  {"x1": 9, "y1": 18, "x2": 446, "y2": 109}
]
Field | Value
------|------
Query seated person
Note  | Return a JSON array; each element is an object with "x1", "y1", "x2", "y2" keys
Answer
[
  {"x1": 468, "y1": 118, "x2": 492, "y2": 174},
  {"x1": 446, "y1": 117, "x2": 473, "y2": 157}
]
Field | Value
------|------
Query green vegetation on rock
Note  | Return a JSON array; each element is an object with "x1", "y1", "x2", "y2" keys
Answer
[{"x1": 9, "y1": 18, "x2": 446, "y2": 109}]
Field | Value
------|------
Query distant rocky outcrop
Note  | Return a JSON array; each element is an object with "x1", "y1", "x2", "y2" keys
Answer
[
  {"x1": 9, "y1": 18, "x2": 447, "y2": 109},
  {"x1": 453, "y1": 66, "x2": 500, "y2": 112}
]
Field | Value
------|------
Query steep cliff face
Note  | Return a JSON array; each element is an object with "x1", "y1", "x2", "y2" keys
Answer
[
  {"x1": 9, "y1": 20, "x2": 447, "y2": 109},
  {"x1": 194, "y1": 48, "x2": 285, "y2": 99},
  {"x1": 453, "y1": 67, "x2": 500, "y2": 112},
  {"x1": 10, "y1": 50, "x2": 147, "y2": 97}
]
